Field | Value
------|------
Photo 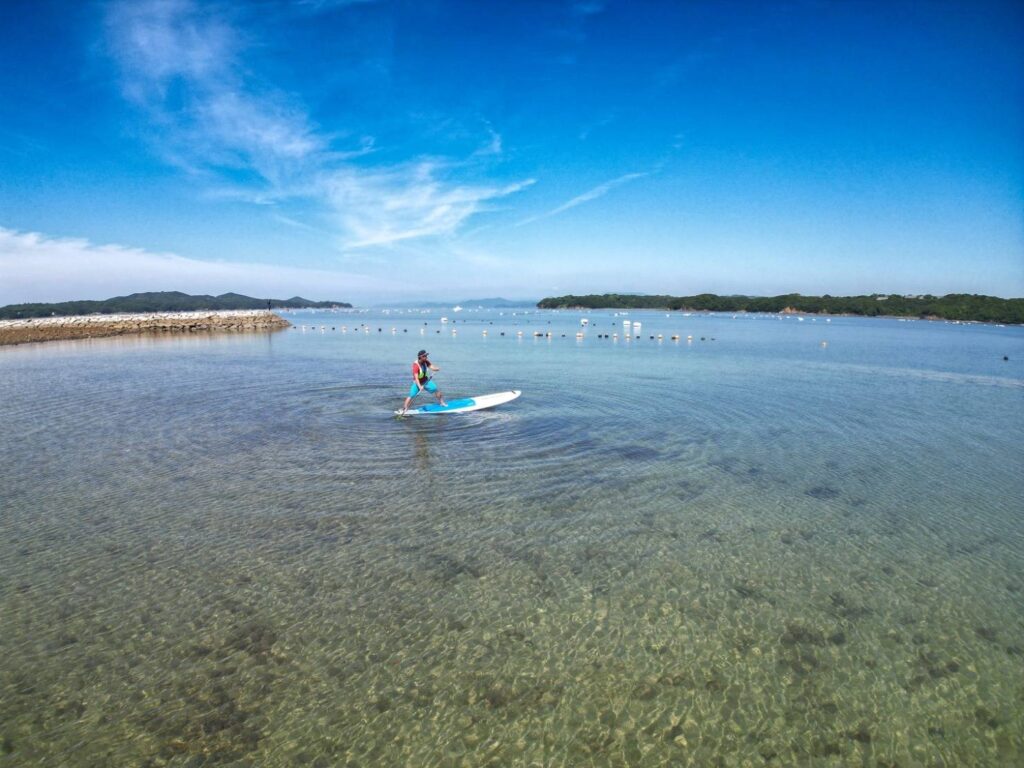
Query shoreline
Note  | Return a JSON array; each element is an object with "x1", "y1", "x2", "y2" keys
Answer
[{"x1": 0, "y1": 310, "x2": 291, "y2": 346}]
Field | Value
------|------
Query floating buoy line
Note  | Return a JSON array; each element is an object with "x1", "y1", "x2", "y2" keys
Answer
[
  {"x1": 288, "y1": 322, "x2": 746, "y2": 346},
  {"x1": 288, "y1": 313, "x2": 833, "y2": 347}
]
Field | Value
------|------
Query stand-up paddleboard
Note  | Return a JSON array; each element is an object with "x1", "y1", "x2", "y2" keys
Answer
[{"x1": 397, "y1": 390, "x2": 521, "y2": 416}]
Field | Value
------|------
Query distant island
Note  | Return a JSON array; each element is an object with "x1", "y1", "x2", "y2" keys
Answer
[
  {"x1": 379, "y1": 297, "x2": 535, "y2": 309},
  {"x1": 459, "y1": 297, "x2": 536, "y2": 309},
  {"x1": 0, "y1": 291, "x2": 352, "y2": 319},
  {"x1": 537, "y1": 293, "x2": 1024, "y2": 325}
]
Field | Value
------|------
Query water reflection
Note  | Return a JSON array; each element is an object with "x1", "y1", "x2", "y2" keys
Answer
[{"x1": 408, "y1": 423, "x2": 432, "y2": 472}]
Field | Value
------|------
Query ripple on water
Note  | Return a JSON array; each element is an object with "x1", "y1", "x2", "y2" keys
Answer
[{"x1": 0, "y1": 320, "x2": 1022, "y2": 765}]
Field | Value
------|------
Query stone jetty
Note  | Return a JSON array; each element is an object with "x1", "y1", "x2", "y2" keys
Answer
[{"x1": 0, "y1": 310, "x2": 291, "y2": 346}]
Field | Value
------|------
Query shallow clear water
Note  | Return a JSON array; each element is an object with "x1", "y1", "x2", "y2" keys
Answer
[{"x1": 1, "y1": 308, "x2": 1022, "y2": 767}]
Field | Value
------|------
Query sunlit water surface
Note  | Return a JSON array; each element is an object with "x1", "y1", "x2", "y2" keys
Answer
[{"x1": 1, "y1": 308, "x2": 1022, "y2": 767}]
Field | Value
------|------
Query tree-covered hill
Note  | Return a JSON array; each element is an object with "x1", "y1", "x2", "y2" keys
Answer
[
  {"x1": 0, "y1": 292, "x2": 352, "y2": 319},
  {"x1": 536, "y1": 293, "x2": 1024, "y2": 324}
]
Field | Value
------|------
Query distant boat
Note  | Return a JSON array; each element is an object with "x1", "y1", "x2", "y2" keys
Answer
[{"x1": 453, "y1": 305, "x2": 463, "y2": 312}]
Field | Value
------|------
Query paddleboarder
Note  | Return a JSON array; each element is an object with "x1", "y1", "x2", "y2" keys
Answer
[{"x1": 400, "y1": 350, "x2": 446, "y2": 414}]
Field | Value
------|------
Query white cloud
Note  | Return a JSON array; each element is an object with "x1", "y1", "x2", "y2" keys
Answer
[
  {"x1": 473, "y1": 123, "x2": 503, "y2": 157},
  {"x1": 0, "y1": 226, "x2": 383, "y2": 305},
  {"x1": 578, "y1": 113, "x2": 616, "y2": 141},
  {"x1": 291, "y1": 0, "x2": 379, "y2": 13},
  {"x1": 103, "y1": 0, "x2": 528, "y2": 249},
  {"x1": 518, "y1": 172, "x2": 647, "y2": 226},
  {"x1": 325, "y1": 163, "x2": 534, "y2": 248},
  {"x1": 106, "y1": 0, "x2": 324, "y2": 186},
  {"x1": 109, "y1": 0, "x2": 234, "y2": 87},
  {"x1": 571, "y1": 2, "x2": 606, "y2": 17}
]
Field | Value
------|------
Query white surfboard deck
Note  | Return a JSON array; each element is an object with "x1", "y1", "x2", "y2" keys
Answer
[{"x1": 397, "y1": 390, "x2": 521, "y2": 416}]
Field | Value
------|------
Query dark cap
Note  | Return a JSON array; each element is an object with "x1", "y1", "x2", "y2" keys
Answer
[{"x1": 417, "y1": 350, "x2": 428, "y2": 356}]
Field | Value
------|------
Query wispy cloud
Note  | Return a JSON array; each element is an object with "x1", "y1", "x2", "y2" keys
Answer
[
  {"x1": 473, "y1": 123, "x2": 503, "y2": 157},
  {"x1": 0, "y1": 226, "x2": 382, "y2": 305},
  {"x1": 326, "y1": 163, "x2": 534, "y2": 248},
  {"x1": 571, "y1": 1, "x2": 607, "y2": 17},
  {"x1": 291, "y1": 0, "x2": 378, "y2": 13},
  {"x1": 579, "y1": 113, "x2": 616, "y2": 141},
  {"x1": 103, "y1": 0, "x2": 527, "y2": 248},
  {"x1": 106, "y1": 0, "x2": 325, "y2": 189},
  {"x1": 518, "y1": 172, "x2": 647, "y2": 226}
]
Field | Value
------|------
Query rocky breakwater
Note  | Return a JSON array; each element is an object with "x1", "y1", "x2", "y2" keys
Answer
[{"x1": 0, "y1": 310, "x2": 291, "y2": 346}]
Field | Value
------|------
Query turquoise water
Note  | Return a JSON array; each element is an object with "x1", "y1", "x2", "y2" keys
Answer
[{"x1": 1, "y1": 308, "x2": 1022, "y2": 766}]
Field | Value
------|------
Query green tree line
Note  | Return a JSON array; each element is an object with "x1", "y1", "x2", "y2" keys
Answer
[
  {"x1": 536, "y1": 293, "x2": 1024, "y2": 324},
  {"x1": 0, "y1": 292, "x2": 352, "y2": 319}
]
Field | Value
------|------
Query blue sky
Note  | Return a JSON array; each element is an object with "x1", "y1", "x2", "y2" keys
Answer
[{"x1": 0, "y1": 0, "x2": 1021, "y2": 305}]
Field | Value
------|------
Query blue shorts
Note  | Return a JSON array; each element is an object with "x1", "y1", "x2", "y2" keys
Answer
[{"x1": 408, "y1": 379, "x2": 438, "y2": 398}]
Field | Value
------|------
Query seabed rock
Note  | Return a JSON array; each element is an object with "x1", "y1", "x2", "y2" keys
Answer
[{"x1": 0, "y1": 310, "x2": 291, "y2": 346}]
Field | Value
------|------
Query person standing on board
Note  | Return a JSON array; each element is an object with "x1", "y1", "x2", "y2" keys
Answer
[{"x1": 400, "y1": 350, "x2": 447, "y2": 414}]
